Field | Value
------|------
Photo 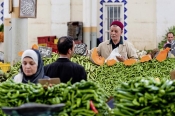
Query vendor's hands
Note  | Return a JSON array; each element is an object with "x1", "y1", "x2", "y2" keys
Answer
[{"x1": 116, "y1": 56, "x2": 125, "y2": 62}]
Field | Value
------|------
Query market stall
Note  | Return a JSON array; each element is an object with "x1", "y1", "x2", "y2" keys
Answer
[
  {"x1": 0, "y1": 47, "x2": 175, "y2": 115},
  {"x1": 0, "y1": 79, "x2": 111, "y2": 116}
]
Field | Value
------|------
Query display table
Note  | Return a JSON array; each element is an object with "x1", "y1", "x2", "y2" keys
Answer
[{"x1": 2, "y1": 103, "x2": 65, "y2": 116}]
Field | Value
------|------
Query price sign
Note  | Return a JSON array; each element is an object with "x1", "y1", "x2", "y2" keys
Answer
[{"x1": 39, "y1": 46, "x2": 52, "y2": 58}]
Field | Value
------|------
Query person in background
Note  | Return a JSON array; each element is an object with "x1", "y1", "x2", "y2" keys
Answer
[
  {"x1": 44, "y1": 36, "x2": 87, "y2": 84},
  {"x1": 163, "y1": 32, "x2": 175, "y2": 57},
  {"x1": 92, "y1": 20, "x2": 138, "y2": 62},
  {"x1": 13, "y1": 49, "x2": 49, "y2": 83},
  {"x1": 164, "y1": 32, "x2": 174, "y2": 49}
]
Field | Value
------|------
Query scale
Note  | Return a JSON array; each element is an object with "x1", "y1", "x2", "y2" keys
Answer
[{"x1": 2, "y1": 103, "x2": 65, "y2": 116}]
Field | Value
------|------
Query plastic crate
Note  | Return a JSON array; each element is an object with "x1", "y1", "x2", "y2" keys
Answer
[
  {"x1": 52, "y1": 48, "x2": 58, "y2": 53},
  {"x1": 0, "y1": 63, "x2": 10, "y2": 73},
  {"x1": 48, "y1": 38, "x2": 54, "y2": 43},
  {"x1": 47, "y1": 43, "x2": 57, "y2": 49},
  {"x1": 49, "y1": 36, "x2": 56, "y2": 44},
  {"x1": 52, "y1": 44, "x2": 57, "y2": 49},
  {"x1": 47, "y1": 43, "x2": 52, "y2": 48},
  {"x1": 74, "y1": 40, "x2": 82, "y2": 44},
  {"x1": 38, "y1": 42, "x2": 57, "y2": 53},
  {"x1": 38, "y1": 43, "x2": 47, "y2": 47},
  {"x1": 46, "y1": 43, "x2": 58, "y2": 53},
  {"x1": 37, "y1": 36, "x2": 49, "y2": 44},
  {"x1": 50, "y1": 36, "x2": 56, "y2": 40},
  {"x1": 54, "y1": 38, "x2": 58, "y2": 44},
  {"x1": 37, "y1": 36, "x2": 55, "y2": 44}
]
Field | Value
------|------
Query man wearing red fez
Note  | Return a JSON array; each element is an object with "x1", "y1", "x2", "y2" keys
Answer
[{"x1": 93, "y1": 20, "x2": 138, "y2": 62}]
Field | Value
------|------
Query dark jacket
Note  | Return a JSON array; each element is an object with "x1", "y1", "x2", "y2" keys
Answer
[{"x1": 44, "y1": 58, "x2": 87, "y2": 84}]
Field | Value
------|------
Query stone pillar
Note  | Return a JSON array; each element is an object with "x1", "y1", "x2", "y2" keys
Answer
[
  {"x1": 0, "y1": 1, "x2": 4, "y2": 54},
  {"x1": 4, "y1": 0, "x2": 11, "y2": 62},
  {"x1": 91, "y1": 0, "x2": 97, "y2": 48},
  {"x1": 11, "y1": 0, "x2": 28, "y2": 64},
  {"x1": 83, "y1": 0, "x2": 91, "y2": 50}
]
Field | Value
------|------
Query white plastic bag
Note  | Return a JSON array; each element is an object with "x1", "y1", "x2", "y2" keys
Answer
[{"x1": 105, "y1": 47, "x2": 121, "y2": 63}]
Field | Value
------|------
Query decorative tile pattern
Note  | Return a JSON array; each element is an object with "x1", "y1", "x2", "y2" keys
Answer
[
  {"x1": 99, "y1": 0, "x2": 128, "y2": 42},
  {"x1": 0, "y1": 2, "x2": 4, "y2": 25}
]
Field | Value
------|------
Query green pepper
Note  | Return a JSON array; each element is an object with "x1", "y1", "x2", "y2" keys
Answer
[{"x1": 76, "y1": 98, "x2": 81, "y2": 107}]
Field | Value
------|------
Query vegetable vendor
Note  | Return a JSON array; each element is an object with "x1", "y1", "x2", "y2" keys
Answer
[{"x1": 91, "y1": 20, "x2": 138, "y2": 62}]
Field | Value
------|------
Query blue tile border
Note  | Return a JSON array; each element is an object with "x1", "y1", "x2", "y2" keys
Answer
[
  {"x1": 0, "y1": 2, "x2": 4, "y2": 24},
  {"x1": 1, "y1": 9, "x2": 3, "y2": 15},
  {"x1": 99, "y1": 0, "x2": 128, "y2": 42},
  {"x1": 1, "y1": 2, "x2": 3, "y2": 7},
  {"x1": 1, "y1": 17, "x2": 3, "y2": 22}
]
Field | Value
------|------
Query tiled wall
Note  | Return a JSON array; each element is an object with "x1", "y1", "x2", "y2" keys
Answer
[
  {"x1": 99, "y1": 0, "x2": 127, "y2": 42},
  {"x1": 0, "y1": 1, "x2": 3, "y2": 25},
  {"x1": 0, "y1": 1, "x2": 3, "y2": 54}
]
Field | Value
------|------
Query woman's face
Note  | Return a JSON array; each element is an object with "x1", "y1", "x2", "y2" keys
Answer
[
  {"x1": 110, "y1": 25, "x2": 122, "y2": 41},
  {"x1": 22, "y1": 57, "x2": 37, "y2": 76}
]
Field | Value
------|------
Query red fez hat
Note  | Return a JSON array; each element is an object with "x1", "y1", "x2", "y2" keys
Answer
[{"x1": 110, "y1": 20, "x2": 124, "y2": 30}]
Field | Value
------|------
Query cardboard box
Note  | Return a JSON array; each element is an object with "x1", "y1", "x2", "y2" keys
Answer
[{"x1": 38, "y1": 78, "x2": 61, "y2": 85}]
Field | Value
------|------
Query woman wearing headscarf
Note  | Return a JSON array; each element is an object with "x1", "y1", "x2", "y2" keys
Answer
[{"x1": 13, "y1": 49, "x2": 49, "y2": 83}]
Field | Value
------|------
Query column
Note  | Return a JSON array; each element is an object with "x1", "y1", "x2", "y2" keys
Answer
[
  {"x1": 83, "y1": 0, "x2": 91, "y2": 50},
  {"x1": 91, "y1": 0, "x2": 97, "y2": 48},
  {"x1": 11, "y1": 0, "x2": 28, "y2": 64},
  {"x1": 4, "y1": 0, "x2": 11, "y2": 62}
]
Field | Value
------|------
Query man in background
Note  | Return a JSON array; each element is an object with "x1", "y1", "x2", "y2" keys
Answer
[
  {"x1": 164, "y1": 32, "x2": 175, "y2": 57},
  {"x1": 44, "y1": 36, "x2": 87, "y2": 84},
  {"x1": 164, "y1": 32, "x2": 174, "y2": 49}
]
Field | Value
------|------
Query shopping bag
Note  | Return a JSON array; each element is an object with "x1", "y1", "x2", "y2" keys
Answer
[{"x1": 105, "y1": 47, "x2": 121, "y2": 63}]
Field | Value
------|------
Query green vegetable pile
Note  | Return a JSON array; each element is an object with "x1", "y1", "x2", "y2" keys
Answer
[
  {"x1": 0, "y1": 70, "x2": 7, "y2": 82},
  {"x1": 113, "y1": 77, "x2": 175, "y2": 116},
  {"x1": 0, "y1": 24, "x2": 4, "y2": 32},
  {"x1": 4, "y1": 53, "x2": 175, "y2": 97},
  {"x1": 0, "y1": 79, "x2": 110, "y2": 116},
  {"x1": 91, "y1": 59, "x2": 175, "y2": 97},
  {"x1": 1, "y1": 53, "x2": 175, "y2": 115},
  {"x1": 5, "y1": 61, "x2": 21, "y2": 79}
]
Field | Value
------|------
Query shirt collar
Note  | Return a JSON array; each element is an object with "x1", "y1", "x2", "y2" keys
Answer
[
  {"x1": 56, "y1": 58, "x2": 70, "y2": 62},
  {"x1": 109, "y1": 36, "x2": 124, "y2": 45}
]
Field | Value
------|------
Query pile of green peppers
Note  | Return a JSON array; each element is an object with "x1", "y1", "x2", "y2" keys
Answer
[
  {"x1": 113, "y1": 77, "x2": 175, "y2": 116},
  {"x1": 0, "y1": 80, "x2": 111, "y2": 116},
  {"x1": 5, "y1": 54, "x2": 175, "y2": 98},
  {"x1": 90, "y1": 59, "x2": 175, "y2": 97}
]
